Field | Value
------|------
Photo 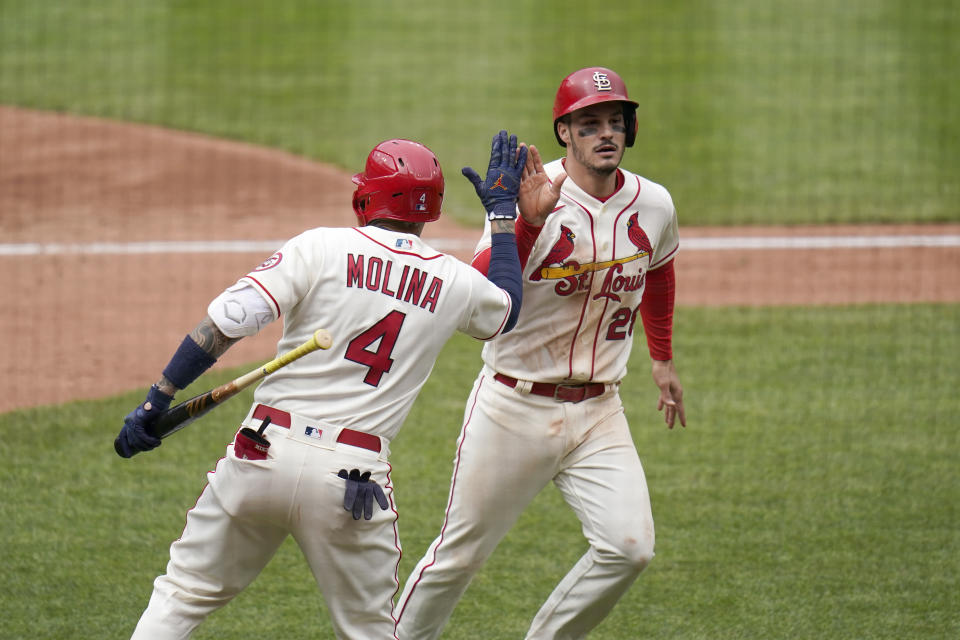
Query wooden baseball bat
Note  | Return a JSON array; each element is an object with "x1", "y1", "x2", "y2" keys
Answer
[{"x1": 115, "y1": 329, "x2": 332, "y2": 456}]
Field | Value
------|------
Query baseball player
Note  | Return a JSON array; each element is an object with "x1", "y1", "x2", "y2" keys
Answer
[
  {"x1": 115, "y1": 132, "x2": 528, "y2": 639},
  {"x1": 396, "y1": 67, "x2": 685, "y2": 639}
]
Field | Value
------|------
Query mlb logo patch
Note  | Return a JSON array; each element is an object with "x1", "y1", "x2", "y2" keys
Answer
[
  {"x1": 395, "y1": 238, "x2": 413, "y2": 250},
  {"x1": 304, "y1": 426, "x2": 323, "y2": 440}
]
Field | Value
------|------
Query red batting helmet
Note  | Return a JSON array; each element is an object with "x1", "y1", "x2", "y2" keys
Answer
[
  {"x1": 552, "y1": 67, "x2": 639, "y2": 147},
  {"x1": 352, "y1": 139, "x2": 444, "y2": 225}
]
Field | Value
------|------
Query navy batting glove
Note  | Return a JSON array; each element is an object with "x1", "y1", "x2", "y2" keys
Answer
[
  {"x1": 462, "y1": 129, "x2": 529, "y2": 221},
  {"x1": 115, "y1": 385, "x2": 172, "y2": 458},
  {"x1": 338, "y1": 468, "x2": 389, "y2": 520}
]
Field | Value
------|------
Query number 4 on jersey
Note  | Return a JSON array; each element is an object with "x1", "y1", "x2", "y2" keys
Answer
[{"x1": 345, "y1": 310, "x2": 406, "y2": 386}]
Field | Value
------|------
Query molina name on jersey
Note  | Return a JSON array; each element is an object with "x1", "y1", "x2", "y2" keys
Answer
[
  {"x1": 238, "y1": 225, "x2": 512, "y2": 439},
  {"x1": 345, "y1": 253, "x2": 443, "y2": 313}
]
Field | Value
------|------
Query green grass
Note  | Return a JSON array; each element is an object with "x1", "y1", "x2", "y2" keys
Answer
[
  {"x1": 1, "y1": 0, "x2": 957, "y2": 225},
  {"x1": 0, "y1": 3, "x2": 957, "y2": 638},
  {"x1": 2, "y1": 305, "x2": 958, "y2": 639}
]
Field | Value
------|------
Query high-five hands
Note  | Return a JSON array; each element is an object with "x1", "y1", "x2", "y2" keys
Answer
[
  {"x1": 462, "y1": 130, "x2": 529, "y2": 221},
  {"x1": 518, "y1": 144, "x2": 567, "y2": 227},
  {"x1": 339, "y1": 468, "x2": 389, "y2": 520}
]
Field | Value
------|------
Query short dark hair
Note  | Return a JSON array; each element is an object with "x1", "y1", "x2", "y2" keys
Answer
[{"x1": 368, "y1": 219, "x2": 424, "y2": 234}]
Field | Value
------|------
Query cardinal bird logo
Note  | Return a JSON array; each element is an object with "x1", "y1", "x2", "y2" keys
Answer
[
  {"x1": 530, "y1": 225, "x2": 577, "y2": 281},
  {"x1": 626, "y1": 213, "x2": 652, "y2": 258}
]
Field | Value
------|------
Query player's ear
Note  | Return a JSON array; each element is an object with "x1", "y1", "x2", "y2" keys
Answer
[{"x1": 556, "y1": 119, "x2": 571, "y2": 146}]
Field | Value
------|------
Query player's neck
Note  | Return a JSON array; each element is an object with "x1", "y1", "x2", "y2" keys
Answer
[
  {"x1": 562, "y1": 158, "x2": 620, "y2": 200},
  {"x1": 368, "y1": 220, "x2": 424, "y2": 236}
]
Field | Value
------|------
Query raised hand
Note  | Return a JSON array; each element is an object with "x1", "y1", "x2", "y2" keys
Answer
[
  {"x1": 462, "y1": 130, "x2": 529, "y2": 221},
  {"x1": 518, "y1": 144, "x2": 567, "y2": 227}
]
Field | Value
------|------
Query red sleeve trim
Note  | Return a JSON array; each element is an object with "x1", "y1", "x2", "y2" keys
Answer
[
  {"x1": 639, "y1": 260, "x2": 675, "y2": 361},
  {"x1": 471, "y1": 217, "x2": 545, "y2": 275},
  {"x1": 471, "y1": 247, "x2": 491, "y2": 275},
  {"x1": 515, "y1": 216, "x2": 544, "y2": 268},
  {"x1": 242, "y1": 275, "x2": 282, "y2": 318}
]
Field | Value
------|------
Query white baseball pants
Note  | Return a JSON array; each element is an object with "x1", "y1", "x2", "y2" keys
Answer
[
  {"x1": 396, "y1": 368, "x2": 655, "y2": 640},
  {"x1": 130, "y1": 407, "x2": 400, "y2": 640}
]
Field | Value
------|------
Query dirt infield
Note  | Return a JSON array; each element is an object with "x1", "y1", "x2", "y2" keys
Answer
[{"x1": 3, "y1": 105, "x2": 958, "y2": 413}]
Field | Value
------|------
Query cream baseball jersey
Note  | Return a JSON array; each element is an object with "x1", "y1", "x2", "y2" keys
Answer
[
  {"x1": 231, "y1": 225, "x2": 512, "y2": 440},
  {"x1": 476, "y1": 160, "x2": 679, "y2": 384}
]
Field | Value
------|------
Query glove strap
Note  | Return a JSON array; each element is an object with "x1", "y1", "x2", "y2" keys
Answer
[
  {"x1": 145, "y1": 385, "x2": 173, "y2": 412},
  {"x1": 487, "y1": 202, "x2": 518, "y2": 221}
]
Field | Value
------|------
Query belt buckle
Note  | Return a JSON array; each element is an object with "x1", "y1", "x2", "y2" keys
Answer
[{"x1": 553, "y1": 384, "x2": 586, "y2": 403}]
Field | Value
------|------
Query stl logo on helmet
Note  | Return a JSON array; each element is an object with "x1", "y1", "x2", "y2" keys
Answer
[{"x1": 593, "y1": 72, "x2": 612, "y2": 92}]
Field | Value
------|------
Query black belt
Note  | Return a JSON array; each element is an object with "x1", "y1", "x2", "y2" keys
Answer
[
  {"x1": 493, "y1": 374, "x2": 607, "y2": 403},
  {"x1": 252, "y1": 404, "x2": 382, "y2": 453}
]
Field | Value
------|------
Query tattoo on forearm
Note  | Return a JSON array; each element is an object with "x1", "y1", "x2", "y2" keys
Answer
[
  {"x1": 152, "y1": 316, "x2": 238, "y2": 395},
  {"x1": 155, "y1": 376, "x2": 178, "y2": 396},
  {"x1": 190, "y1": 316, "x2": 239, "y2": 359},
  {"x1": 491, "y1": 219, "x2": 516, "y2": 234}
]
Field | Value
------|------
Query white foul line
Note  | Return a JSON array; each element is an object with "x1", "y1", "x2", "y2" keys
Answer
[
  {"x1": 680, "y1": 235, "x2": 960, "y2": 250},
  {"x1": 1, "y1": 235, "x2": 959, "y2": 257},
  {"x1": 0, "y1": 240, "x2": 284, "y2": 256}
]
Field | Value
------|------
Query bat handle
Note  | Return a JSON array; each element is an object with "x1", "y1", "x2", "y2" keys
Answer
[
  {"x1": 256, "y1": 415, "x2": 272, "y2": 436},
  {"x1": 262, "y1": 329, "x2": 332, "y2": 375}
]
